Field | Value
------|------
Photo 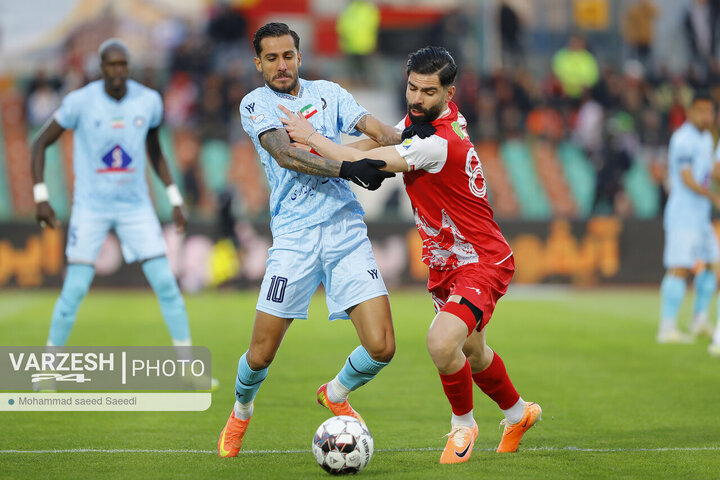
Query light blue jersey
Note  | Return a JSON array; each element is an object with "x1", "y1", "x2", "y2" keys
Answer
[
  {"x1": 54, "y1": 79, "x2": 163, "y2": 210},
  {"x1": 664, "y1": 122, "x2": 716, "y2": 229},
  {"x1": 240, "y1": 78, "x2": 367, "y2": 236}
]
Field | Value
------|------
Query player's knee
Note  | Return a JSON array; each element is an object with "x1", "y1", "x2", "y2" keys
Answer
[
  {"x1": 246, "y1": 348, "x2": 275, "y2": 370},
  {"x1": 145, "y1": 263, "x2": 180, "y2": 300},
  {"x1": 365, "y1": 338, "x2": 395, "y2": 363},
  {"x1": 466, "y1": 345, "x2": 493, "y2": 372},
  {"x1": 426, "y1": 331, "x2": 458, "y2": 368}
]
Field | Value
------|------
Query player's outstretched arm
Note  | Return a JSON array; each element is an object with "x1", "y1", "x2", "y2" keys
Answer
[
  {"x1": 279, "y1": 106, "x2": 408, "y2": 173},
  {"x1": 260, "y1": 127, "x2": 343, "y2": 177},
  {"x1": 261, "y1": 128, "x2": 394, "y2": 190},
  {"x1": 353, "y1": 114, "x2": 402, "y2": 147},
  {"x1": 146, "y1": 126, "x2": 186, "y2": 232},
  {"x1": 31, "y1": 118, "x2": 65, "y2": 228}
]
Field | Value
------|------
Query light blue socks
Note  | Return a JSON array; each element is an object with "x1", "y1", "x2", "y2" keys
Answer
[
  {"x1": 337, "y1": 346, "x2": 389, "y2": 391},
  {"x1": 693, "y1": 269, "x2": 717, "y2": 320},
  {"x1": 660, "y1": 274, "x2": 687, "y2": 329},
  {"x1": 235, "y1": 352, "x2": 268, "y2": 405},
  {"x1": 142, "y1": 256, "x2": 190, "y2": 343},
  {"x1": 47, "y1": 264, "x2": 95, "y2": 346}
]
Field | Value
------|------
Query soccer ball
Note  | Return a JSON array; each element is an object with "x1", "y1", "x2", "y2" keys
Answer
[{"x1": 312, "y1": 415, "x2": 374, "y2": 475}]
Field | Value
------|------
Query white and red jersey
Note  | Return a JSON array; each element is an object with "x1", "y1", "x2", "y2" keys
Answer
[{"x1": 394, "y1": 101, "x2": 512, "y2": 271}]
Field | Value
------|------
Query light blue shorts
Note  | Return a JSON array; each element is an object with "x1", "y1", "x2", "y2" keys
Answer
[
  {"x1": 66, "y1": 205, "x2": 166, "y2": 264},
  {"x1": 663, "y1": 223, "x2": 720, "y2": 268},
  {"x1": 256, "y1": 208, "x2": 387, "y2": 320}
]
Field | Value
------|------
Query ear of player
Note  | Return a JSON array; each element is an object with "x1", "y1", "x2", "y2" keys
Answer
[
  {"x1": 339, "y1": 159, "x2": 395, "y2": 191},
  {"x1": 401, "y1": 122, "x2": 436, "y2": 141}
]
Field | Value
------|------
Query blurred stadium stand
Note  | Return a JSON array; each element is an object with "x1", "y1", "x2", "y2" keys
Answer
[{"x1": 0, "y1": 0, "x2": 718, "y2": 288}]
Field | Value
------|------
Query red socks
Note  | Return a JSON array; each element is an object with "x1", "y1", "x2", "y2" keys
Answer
[
  {"x1": 471, "y1": 352, "x2": 519, "y2": 410},
  {"x1": 439, "y1": 359, "x2": 474, "y2": 416}
]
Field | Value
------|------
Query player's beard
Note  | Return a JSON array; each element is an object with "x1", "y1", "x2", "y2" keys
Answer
[
  {"x1": 267, "y1": 72, "x2": 299, "y2": 94},
  {"x1": 407, "y1": 100, "x2": 444, "y2": 124}
]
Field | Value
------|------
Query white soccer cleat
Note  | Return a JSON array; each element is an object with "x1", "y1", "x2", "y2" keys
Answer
[
  {"x1": 708, "y1": 343, "x2": 720, "y2": 357},
  {"x1": 656, "y1": 328, "x2": 695, "y2": 344},
  {"x1": 690, "y1": 321, "x2": 714, "y2": 339}
]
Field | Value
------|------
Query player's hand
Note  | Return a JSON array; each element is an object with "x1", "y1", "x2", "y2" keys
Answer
[
  {"x1": 278, "y1": 104, "x2": 316, "y2": 144},
  {"x1": 339, "y1": 159, "x2": 395, "y2": 191},
  {"x1": 172, "y1": 206, "x2": 187, "y2": 233},
  {"x1": 401, "y1": 122, "x2": 436, "y2": 140},
  {"x1": 36, "y1": 201, "x2": 58, "y2": 229}
]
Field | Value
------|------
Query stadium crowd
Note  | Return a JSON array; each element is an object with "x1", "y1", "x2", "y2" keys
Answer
[{"x1": 17, "y1": 0, "x2": 720, "y2": 219}]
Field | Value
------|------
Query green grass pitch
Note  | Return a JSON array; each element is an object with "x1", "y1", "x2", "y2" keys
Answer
[{"x1": 1, "y1": 288, "x2": 719, "y2": 479}]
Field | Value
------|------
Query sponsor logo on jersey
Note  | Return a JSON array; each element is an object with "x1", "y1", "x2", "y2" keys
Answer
[
  {"x1": 134, "y1": 116, "x2": 145, "y2": 128},
  {"x1": 300, "y1": 104, "x2": 318, "y2": 119},
  {"x1": 251, "y1": 114, "x2": 265, "y2": 124},
  {"x1": 245, "y1": 102, "x2": 255, "y2": 114},
  {"x1": 97, "y1": 145, "x2": 135, "y2": 173},
  {"x1": 402, "y1": 138, "x2": 413, "y2": 150},
  {"x1": 111, "y1": 117, "x2": 125, "y2": 129}
]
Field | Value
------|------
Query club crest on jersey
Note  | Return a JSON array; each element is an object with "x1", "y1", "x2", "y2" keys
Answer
[
  {"x1": 97, "y1": 145, "x2": 135, "y2": 173},
  {"x1": 402, "y1": 138, "x2": 413, "y2": 150},
  {"x1": 110, "y1": 117, "x2": 125, "y2": 129}
]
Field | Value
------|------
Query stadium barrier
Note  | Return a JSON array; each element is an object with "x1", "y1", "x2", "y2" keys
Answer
[{"x1": 0, "y1": 217, "x2": 675, "y2": 289}]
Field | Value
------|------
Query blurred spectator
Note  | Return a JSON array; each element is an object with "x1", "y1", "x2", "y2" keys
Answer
[
  {"x1": 621, "y1": 0, "x2": 659, "y2": 66},
  {"x1": 25, "y1": 74, "x2": 61, "y2": 128},
  {"x1": 498, "y1": 0, "x2": 525, "y2": 68},
  {"x1": 164, "y1": 72, "x2": 198, "y2": 129},
  {"x1": 337, "y1": 0, "x2": 380, "y2": 86},
  {"x1": 552, "y1": 34, "x2": 599, "y2": 98},
  {"x1": 206, "y1": 3, "x2": 246, "y2": 45},
  {"x1": 430, "y1": 8, "x2": 469, "y2": 68},
  {"x1": 573, "y1": 89, "x2": 604, "y2": 154},
  {"x1": 684, "y1": 0, "x2": 716, "y2": 76},
  {"x1": 593, "y1": 113, "x2": 638, "y2": 215}
]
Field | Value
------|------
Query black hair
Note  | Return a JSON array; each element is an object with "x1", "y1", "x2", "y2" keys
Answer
[
  {"x1": 406, "y1": 46, "x2": 457, "y2": 87},
  {"x1": 253, "y1": 22, "x2": 300, "y2": 56},
  {"x1": 692, "y1": 89, "x2": 714, "y2": 105},
  {"x1": 98, "y1": 38, "x2": 129, "y2": 62}
]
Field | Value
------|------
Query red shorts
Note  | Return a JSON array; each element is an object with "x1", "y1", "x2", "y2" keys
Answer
[{"x1": 427, "y1": 255, "x2": 515, "y2": 332}]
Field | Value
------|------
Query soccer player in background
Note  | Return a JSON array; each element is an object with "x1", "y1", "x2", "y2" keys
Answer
[
  {"x1": 217, "y1": 23, "x2": 422, "y2": 457},
  {"x1": 31, "y1": 39, "x2": 215, "y2": 385},
  {"x1": 281, "y1": 46, "x2": 541, "y2": 463},
  {"x1": 657, "y1": 92, "x2": 720, "y2": 345}
]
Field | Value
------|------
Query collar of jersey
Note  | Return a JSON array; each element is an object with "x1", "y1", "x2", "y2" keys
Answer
[{"x1": 265, "y1": 83, "x2": 304, "y2": 100}]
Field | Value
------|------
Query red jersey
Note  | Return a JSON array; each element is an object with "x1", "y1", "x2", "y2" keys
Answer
[{"x1": 395, "y1": 101, "x2": 511, "y2": 271}]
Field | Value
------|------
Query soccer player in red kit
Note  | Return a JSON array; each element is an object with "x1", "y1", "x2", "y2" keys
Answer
[{"x1": 280, "y1": 46, "x2": 541, "y2": 463}]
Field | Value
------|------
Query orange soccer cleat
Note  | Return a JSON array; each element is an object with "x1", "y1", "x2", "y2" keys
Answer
[
  {"x1": 439, "y1": 421, "x2": 479, "y2": 464},
  {"x1": 317, "y1": 383, "x2": 365, "y2": 425},
  {"x1": 496, "y1": 402, "x2": 542, "y2": 453},
  {"x1": 217, "y1": 410, "x2": 251, "y2": 458}
]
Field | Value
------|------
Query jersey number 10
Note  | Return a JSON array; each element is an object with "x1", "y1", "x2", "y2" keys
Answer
[{"x1": 266, "y1": 275, "x2": 288, "y2": 303}]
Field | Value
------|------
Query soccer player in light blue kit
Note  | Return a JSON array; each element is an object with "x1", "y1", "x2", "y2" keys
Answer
[
  {"x1": 31, "y1": 39, "x2": 212, "y2": 381},
  {"x1": 659, "y1": 92, "x2": 720, "y2": 344},
  {"x1": 218, "y1": 23, "x2": 408, "y2": 457}
]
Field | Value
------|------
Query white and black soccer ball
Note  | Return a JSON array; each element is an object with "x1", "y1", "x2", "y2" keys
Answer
[{"x1": 312, "y1": 415, "x2": 373, "y2": 475}]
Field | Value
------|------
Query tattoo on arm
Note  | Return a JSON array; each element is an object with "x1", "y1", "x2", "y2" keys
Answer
[
  {"x1": 260, "y1": 128, "x2": 341, "y2": 177},
  {"x1": 355, "y1": 115, "x2": 401, "y2": 146}
]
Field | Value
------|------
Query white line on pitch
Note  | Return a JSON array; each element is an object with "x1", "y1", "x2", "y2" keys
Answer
[{"x1": 2, "y1": 446, "x2": 720, "y2": 455}]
